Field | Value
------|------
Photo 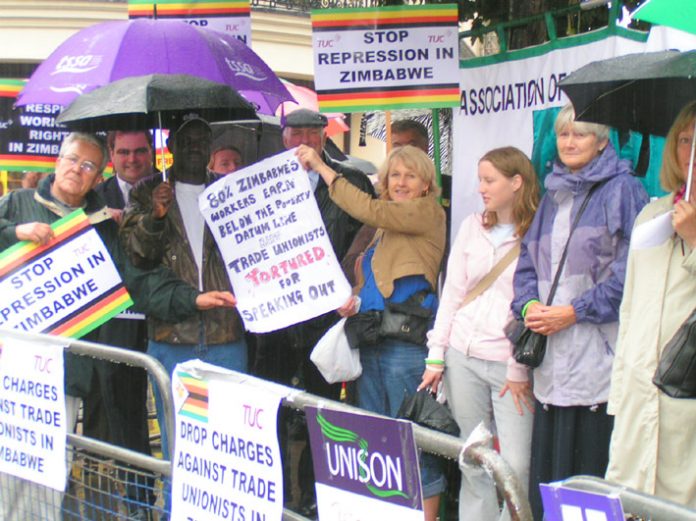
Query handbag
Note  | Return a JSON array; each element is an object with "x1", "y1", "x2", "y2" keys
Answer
[
  {"x1": 508, "y1": 181, "x2": 603, "y2": 368},
  {"x1": 653, "y1": 308, "x2": 696, "y2": 398},
  {"x1": 310, "y1": 317, "x2": 362, "y2": 384},
  {"x1": 506, "y1": 319, "x2": 549, "y2": 368},
  {"x1": 380, "y1": 291, "x2": 432, "y2": 346},
  {"x1": 397, "y1": 389, "x2": 460, "y2": 436},
  {"x1": 344, "y1": 311, "x2": 382, "y2": 349}
]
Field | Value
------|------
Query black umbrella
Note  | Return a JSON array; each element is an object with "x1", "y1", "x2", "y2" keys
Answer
[
  {"x1": 559, "y1": 50, "x2": 696, "y2": 136},
  {"x1": 56, "y1": 73, "x2": 257, "y2": 132}
]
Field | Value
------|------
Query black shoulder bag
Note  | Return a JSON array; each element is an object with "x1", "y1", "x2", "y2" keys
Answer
[
  {"x1": 506, "y1": 182, "x2": 602, "y2": 368},
  {"x1": 380, "y1": 290, "x2": 433, "y2": 346},
  {"x1": 653, "y1": 308, "x2": 696, "y2": 398}
]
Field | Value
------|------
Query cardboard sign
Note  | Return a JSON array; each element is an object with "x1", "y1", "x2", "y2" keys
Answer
[
  {"x1": 128, "y1": 0, "x2": 252, "y2": 44},
  {"x1": 540, "y1": 483, "x2": 625, "y2": 521},
  {"x1": 199, "y1": 149, "x2": 351, "y2": 333},
  {"x1": 0, "y1": 79, "x2": 67, "y2": 173}
]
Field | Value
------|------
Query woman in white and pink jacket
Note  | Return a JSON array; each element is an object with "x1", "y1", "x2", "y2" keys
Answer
[{"x1": 420, "y1": 146, "x2": 540, "y2": 521}]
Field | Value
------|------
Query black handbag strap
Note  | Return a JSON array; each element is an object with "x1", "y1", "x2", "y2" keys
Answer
[{"x1": 546, "y1": 181, "x2": 603, "y2": 305}]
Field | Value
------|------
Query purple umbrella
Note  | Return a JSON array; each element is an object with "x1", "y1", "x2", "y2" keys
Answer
[{"x1": 15, "y1": 19, "x2": 294, "y2": 115}]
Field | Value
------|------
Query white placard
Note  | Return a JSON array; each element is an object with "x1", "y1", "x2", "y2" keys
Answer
[
  {"x1": 630, "y1": 211, "x2": 674, "y2": 250},
  {"x1": 177, "y1": 17, "x2": 251, "y2": 45},
  {"x1": 199, "y1": 149, "x2": 352, "y2": 333},
  {"x1": 0, "y1": 224, "x2": 127, "y2": 335},
  {"x1": 0, "y1": 338, "x2": 67, "y2": 490},
  {"x1": 170, "y1": 360, "x2": 287, "y2": 521},
  {"x1": 313, "y1": 27, "x2": 459, "y2": 92}
]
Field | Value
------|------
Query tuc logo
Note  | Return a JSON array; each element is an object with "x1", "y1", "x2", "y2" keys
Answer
[
  {"x1": 51, "y1": 55, "x2": 103, "y2": 75},
  {"x1": 224, "y1": 58, "x2": 267, "y2": 82}
]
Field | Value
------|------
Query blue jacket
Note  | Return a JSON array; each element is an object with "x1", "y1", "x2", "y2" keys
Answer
[{"x1": 512, "y1": 143, "x2": 648, "y2": 405}]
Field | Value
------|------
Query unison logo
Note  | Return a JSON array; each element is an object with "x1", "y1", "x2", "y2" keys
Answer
[
  {"x1": 224, "y1": 58, "x2": 267, "y2": 82},
  {"x1": 317, "y1": 413, "x2": 408, "y2": 499},
  {"x1": 51, "y1": 55, "x2": 102, "y2": 75}
]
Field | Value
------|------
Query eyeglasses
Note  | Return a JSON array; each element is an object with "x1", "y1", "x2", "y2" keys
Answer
[{"x1": 61, "y1": 155, "x2": 99, "y2": 175}]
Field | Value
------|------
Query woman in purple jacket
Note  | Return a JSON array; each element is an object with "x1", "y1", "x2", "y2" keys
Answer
[{"x1": 511, "y1": 104, "x2": 648, "y2": 519}]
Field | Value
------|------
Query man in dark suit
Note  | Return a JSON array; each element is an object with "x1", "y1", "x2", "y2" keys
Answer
[{"x1": 86, "y1": 130, "x2": 155, "y2": 520}]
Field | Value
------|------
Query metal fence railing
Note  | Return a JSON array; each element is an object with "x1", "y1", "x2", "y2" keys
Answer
[{"x1": 0, "y1": 330, "x2": 531, "y2": 520}]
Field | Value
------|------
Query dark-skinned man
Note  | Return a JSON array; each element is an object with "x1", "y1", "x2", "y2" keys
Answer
[{"x1": 120, "y1": 115, "x2": 247, "y2": 478}]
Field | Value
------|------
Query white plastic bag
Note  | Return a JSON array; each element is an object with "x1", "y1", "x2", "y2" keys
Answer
[{"x1": 310, "y1": 317, "x2": 362, "y2": 384}]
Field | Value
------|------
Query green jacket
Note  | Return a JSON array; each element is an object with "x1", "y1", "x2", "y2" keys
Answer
[
  {"x1": 120, "y1": 172, "x2": 243, "y2": 345},
  {"x1": 0, "y1": 175, "x2": 199, "y2": 397}
]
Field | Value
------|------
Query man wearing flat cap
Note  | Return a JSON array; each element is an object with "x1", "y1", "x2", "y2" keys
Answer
[
  {"x1": 254, "y1": 108, "x2": 375, "y2": 516},
  {"x1": 121, "y1": 115, "x2": 247, "y2": 472}
]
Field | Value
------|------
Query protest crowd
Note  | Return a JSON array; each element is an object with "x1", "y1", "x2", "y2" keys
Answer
[{"x1": 1, "y1": 10, "x2": 696, "y2": 520}]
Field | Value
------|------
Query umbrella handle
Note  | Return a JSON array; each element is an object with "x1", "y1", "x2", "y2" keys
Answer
[
  {"x1": 687, "y1": 118, "x2": 696, "y2": 203},
  {"x1": 158, "y1": 112, "x2": 167, "y2": 183}
]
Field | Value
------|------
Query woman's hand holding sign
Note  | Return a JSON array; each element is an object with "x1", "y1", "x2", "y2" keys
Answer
[
  {"x1": 16, "y1": 222, "x2": 54, "y2": 246},
  {"x1": 336, "y1": 296, "x2": 359, "y2": 318}
]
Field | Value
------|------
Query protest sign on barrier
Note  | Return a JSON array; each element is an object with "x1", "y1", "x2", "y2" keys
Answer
[
  {"x1": 540, "y1": 483, "x2": 625, "y2": 521},
  {"x1": 171, "y1": 360, "x2": 286, "y2": 521},
  {"x1": 199, "y1": 148, "x2": 352, "y2": 333},
  {"x1": 311, "y1": 4, "x2": 460, "y2": 113},
  {"x1": 0, "y1": 210, "x2": 133, "y2": 338},
  {"x1": 305, "y1": 406, "x2": 424, "y2": 521},
  {"x1": 0, "y1": 338, "x2": 67, "y2": 490}
]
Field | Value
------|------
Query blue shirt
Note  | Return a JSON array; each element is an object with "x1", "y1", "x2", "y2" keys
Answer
[{"x1": 358, "y1": 246, "x2": 438, "y2": 312}]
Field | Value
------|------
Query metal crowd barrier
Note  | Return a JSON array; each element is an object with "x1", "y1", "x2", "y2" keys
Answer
[
  {"x1": 0, "y1": 330, "x2": 173, "y2": 521},
  {"x1": 0, "y1": 330, "x2": 532, "y2": 520}
]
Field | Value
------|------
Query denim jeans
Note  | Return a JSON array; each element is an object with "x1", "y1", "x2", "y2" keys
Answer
[
  {"x1": 445, "y1": 350, "x2": 533, "y2": 521},
  {"x1": 357, "y1": 338, "x2": 446, "y2": 498},
  {"x1": 147, "y1": 338, "x2": 248, "y2": 514}
]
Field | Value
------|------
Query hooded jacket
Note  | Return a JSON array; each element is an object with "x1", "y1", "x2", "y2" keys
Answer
[{"x1": 512, "y1": 144, "x2": 648, "y2": 406}]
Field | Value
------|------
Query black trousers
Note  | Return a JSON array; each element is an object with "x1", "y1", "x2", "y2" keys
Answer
[
  {"x1": 252, "y1": 317, "x2": 342, "y2": 502},
  {"x1": 528, "y1": 400, "x2": 614, "y2": 520}
]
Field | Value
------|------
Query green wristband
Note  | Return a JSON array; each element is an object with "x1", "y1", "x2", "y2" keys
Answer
[
  {"x1": 521, "y1": 299, "x2": 540, "y2": 318},
  {"x1": 424, "y1": 358, "x2": 444, "y2": 365}
]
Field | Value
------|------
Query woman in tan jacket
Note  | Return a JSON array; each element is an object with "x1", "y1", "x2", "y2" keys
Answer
[
  {"x1": 297, "y1": 144, "x2": 446, "y2": 521},
  {"x1": 607, "y1": 101, "x2": 696, "y2": 507}
]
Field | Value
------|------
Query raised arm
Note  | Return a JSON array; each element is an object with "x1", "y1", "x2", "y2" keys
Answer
[{"x1": 120, "y1": 177, "x2": 172, "y2": 269}]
